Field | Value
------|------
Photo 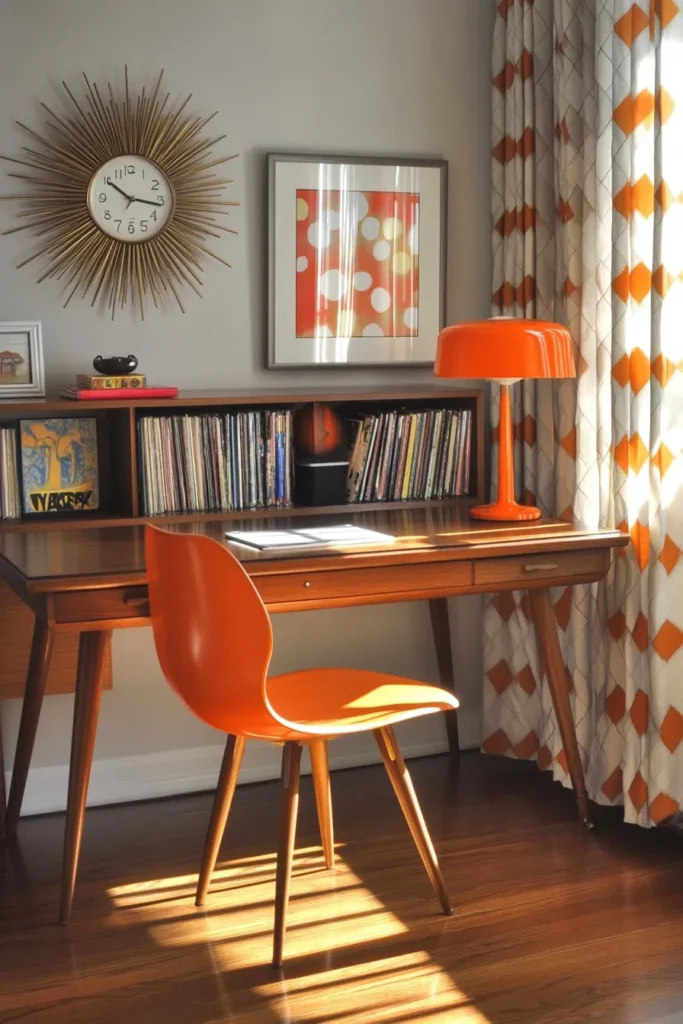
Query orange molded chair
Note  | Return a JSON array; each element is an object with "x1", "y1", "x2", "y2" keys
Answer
[{"x1": 145, "y1": 525, "x2": 459, "y2": 966}]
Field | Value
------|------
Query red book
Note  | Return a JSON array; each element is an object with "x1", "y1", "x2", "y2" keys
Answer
[{"x1": 60, "y1": 386, "x2": 179, "y2": 401}]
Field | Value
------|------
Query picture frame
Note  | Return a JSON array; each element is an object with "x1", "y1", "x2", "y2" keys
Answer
[
  {"x1": 267, "y1": 153, "x2": 447, "y2": 369},
  {"x1": 19, "y1": 417, "x2": 99, "y2": 515},
  {"x1": 0, "y1": 321, "x2": 45, "y2": 398}
]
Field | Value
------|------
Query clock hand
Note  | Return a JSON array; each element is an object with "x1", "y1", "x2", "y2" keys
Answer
[
  {"x1": 106, "y1": 177, "x2": 135, "y2": 206},
  {"x1": 134, "y1": 196, "x2": 165, "y2": 207}
]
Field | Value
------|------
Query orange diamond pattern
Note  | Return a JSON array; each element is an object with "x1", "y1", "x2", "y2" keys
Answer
[
  {"x1": 482, "y1": 729, "x2": 511, "y2": 755},
  {"x1": 614, "y1": 175, "x2": 655, "y2": 218},
  {"x1": 653, "y1": 621, "x2": 683, "y2": 661},
  {"x1": 653, "y1": 443, "x2": 674, "y2": 477},
  {"x1": 614, "y1": 434, "x2": 649, "y2": 474},
  {"x1": 487, "y1": 660, "x2": 514, "y2": 694},
  {"x1": 491, "y1": 591, "x2": 516, "y2": 622},
  {"x1": 560, "y1": 425, "x2": 577, "y2": 459},
  {"x1": 514, "y1": 731, "x2": 539, "y2": 759},
  {"x1": 602, "y1": 767, "x2": 623, "y2": 802},
  {"x1": 630, "y1": 689, "x2": 650, "y2": 734},
  {"x1": 658, "y1": 535, "x2": 681, "y2": 574},
  {"x1": 488, "y1": 0, "x2": 683, "y2": 828},
  {"x1": 537, "y1": 746, "x2": 552, "y2": 771},
  {"x1": 660, "y1": 707, "x2": 683, "y2": 752},
  {"x1": 629, "y1": 772, "x2": 649, "y2": 812},
  {"x1": 631, "y1": 612, "x2": 649, "y2": 653},
  {"x1": 515, "y1": 665, "x2": 537, "y2": 696},
  {"x1": 630, "y1": 521, "x2": 651, "y2": 571},
  {"x1": 605, "y1": 685, "x2": 626, "y2": 723},
  {"x1": 556, "y1": 749, "x2": 569, "y2": 775},
  {"x1": 614, "y1": 91, "x2": 655, "y2": 134},
  {"x1": 650, "y1": 792, "x2": 680, "y2": 823},
  {"x1": 615, "y1": 4, "x2": 650, "y2": 45},
  {"x1": 652, "y1": 352, "x2": 679, "y2": 386}
]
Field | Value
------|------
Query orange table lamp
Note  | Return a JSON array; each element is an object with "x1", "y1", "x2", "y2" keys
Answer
[{"x1": 434, "y1": 318, "x2": 575, "y2": 521}]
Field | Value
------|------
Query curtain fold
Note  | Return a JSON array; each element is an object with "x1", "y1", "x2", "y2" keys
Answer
[{"x1": 486, "y1": 0, "x2": 683, "y2": 827}]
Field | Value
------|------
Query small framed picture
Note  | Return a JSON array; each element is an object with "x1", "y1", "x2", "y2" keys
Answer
[
  {"x1": 268, "y1": 153, "x2": 447, "y2": 368},
  {"x1": 19, "y1": 417, "x2": 99, "y2": 515},
  {"x1": 0, "y1": 321, "x2": 45, "y2": 398}
]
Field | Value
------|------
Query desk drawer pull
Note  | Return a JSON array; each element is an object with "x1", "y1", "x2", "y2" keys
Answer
[
  {"x1": 304, "y1": 581, "x2": 311, "y2": 588},
  {"x1": 523, "y1": 562, "x2": 559, "y2": 573}
]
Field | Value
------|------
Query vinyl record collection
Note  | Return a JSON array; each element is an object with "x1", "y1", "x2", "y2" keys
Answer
[
  {"x1": 138, "y1": 410, "x2": 294, "y2": 515},
  {"x1": 346, "y1": 408, "x2": 472, "y2": 503},
  {"x1": 0, "y1": 427, "x2": 21, "y2": 519}
]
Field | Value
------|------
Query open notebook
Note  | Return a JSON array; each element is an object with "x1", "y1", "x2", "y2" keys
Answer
[{"x1": 225, "y1": 524, "x2": 397, "y2": 551}]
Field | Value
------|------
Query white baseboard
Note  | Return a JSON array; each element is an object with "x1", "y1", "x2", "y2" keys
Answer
[{"x1": 8, "y1": 708, "x2": 480, "y2": 818}]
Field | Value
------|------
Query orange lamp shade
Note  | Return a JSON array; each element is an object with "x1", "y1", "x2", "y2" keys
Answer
[{"x1": 434, "y1": 318, "x2": 575, "y2": 522}]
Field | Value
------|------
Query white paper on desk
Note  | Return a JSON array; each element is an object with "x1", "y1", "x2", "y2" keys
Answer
[
  {"x1": 225, "y1": 525, "x2": 397, "y2": 551},
  {"x1": 294, "y1": 525, "x2": 397, "y2": 545},
  {"x1": 225, "y1": 530, "x2": 316, "y2": 550}
]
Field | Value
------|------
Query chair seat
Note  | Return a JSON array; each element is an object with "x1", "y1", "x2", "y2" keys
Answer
[{"x1": 265, "y1": 668, "x2": 459, "y2": 739}]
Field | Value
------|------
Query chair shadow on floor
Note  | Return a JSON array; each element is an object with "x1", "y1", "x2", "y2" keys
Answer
[{"x1": 2, "y1": 753, "x2": 683, "y2": 1024}]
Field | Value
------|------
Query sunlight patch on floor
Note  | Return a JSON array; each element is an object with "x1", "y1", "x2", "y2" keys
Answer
[{"x1": 105, "y1": 846, "x2": 488, "y2": 1022}]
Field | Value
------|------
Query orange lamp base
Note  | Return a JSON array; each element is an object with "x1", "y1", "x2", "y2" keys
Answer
[{"x1": 470, "y1": 501, "x2": 542, "y2": 522}]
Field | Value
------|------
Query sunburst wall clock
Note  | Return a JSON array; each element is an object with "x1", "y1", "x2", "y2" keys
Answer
[{"x1": 0, "y1": 69, "x2": 237, "y2": 318}]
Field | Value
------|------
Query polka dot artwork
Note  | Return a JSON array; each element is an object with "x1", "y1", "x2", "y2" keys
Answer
[{"x1": 295, "y1": 189, "x2": 419, "y2": 339}]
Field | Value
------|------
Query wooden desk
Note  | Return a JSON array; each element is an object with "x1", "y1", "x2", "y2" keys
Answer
[{"x1": 0, "y1": 507, "x2": 627, "y2": 922}]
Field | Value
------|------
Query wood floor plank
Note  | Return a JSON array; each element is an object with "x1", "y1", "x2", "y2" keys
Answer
[{"x1": 0, "y1": 753, "x2": 681, "y2": 1024}]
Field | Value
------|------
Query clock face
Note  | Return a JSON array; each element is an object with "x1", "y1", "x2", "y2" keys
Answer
[{"x1": 87, "y1": 156, "x2": 173, "y2": 241}]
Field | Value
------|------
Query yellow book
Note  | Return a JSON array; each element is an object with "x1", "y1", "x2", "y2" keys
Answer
[
  {"x1": 76, "y1": 374, "x2": 146, "y2": 390},
  {"x1": 401, "y1": 414, "x2": 418, "y2": 499}
]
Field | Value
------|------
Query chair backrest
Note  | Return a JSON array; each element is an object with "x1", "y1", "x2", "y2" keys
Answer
[{"x1": 145, "y1": 525, "x2": 276, "y2": 736}]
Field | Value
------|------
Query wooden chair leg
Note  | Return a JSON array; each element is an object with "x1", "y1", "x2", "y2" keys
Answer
[
  {"x1": 310, "y1": 739, "x2": 334, "y2": 869},
  {"x1": 375, "y1": 726, "x2": 452, "y2": 916},
  {"x1": 6, "y1": 618, "x2": 53, "y2": 834},
  {"x1": 428, "y1": 598, "x2": 460, "y2": 759},
  {"x1": 530, "y1": 588, "x2": 593, "y2": 828},
  {"x1": 195, "y1": 734, "x2": 247, "y2": 907},
  {"x1": 273, "y1": 741, "x2": 302, "y2": 968}
]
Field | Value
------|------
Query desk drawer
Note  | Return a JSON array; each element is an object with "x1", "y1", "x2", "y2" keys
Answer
[
  {"x1": 54, "y1": 586, "x2": 149, "y2": 625},
  {"x1": 473, "y1": 549, "x2": 608, "y2": 589},
  {"x1": 255, "y1": 560, "x2": 473, "y2": 608}
]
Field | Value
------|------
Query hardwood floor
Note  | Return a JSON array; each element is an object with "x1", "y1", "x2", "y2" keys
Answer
[{"x1": 1, "y1": 752, "x2": 682, "y2": 1023}]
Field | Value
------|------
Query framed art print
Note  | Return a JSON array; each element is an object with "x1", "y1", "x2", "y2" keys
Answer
[
  {"x1": 20, "y1": 417, "x2": 99, "y2": 514},
  {"x1": 268, "y1": 153, "x2": 447, "y2": 368},
  {"x1": 0, "y1": 321, "x2": 45, "y2": 398}
]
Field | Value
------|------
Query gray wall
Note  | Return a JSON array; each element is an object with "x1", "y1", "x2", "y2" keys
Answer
[{"x1": 0, "y1": 0, "x2": 496, "y2": 813}]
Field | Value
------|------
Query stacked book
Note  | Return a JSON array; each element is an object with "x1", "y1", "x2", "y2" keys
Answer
[
  {"x1": 138, "y1": 410, "x2": 293, "y2": 515},
  {"x1": 61, "y1": 373, "x2": 178, "y2": 401},
  {"x1": 0, "y1": 427, "x2": 21, "y2": 519},
  {"x1": 346, "y1": 408, "x2": 472, "y2": 503}
]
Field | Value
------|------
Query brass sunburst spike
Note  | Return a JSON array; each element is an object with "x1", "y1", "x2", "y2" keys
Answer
[{"x1": 0, "y1": 69, "x2": 237, "y2": 317}]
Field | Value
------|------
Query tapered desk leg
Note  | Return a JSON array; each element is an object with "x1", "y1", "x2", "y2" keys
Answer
[
  {"x1": 529, "y1": 589, "x2": 592, "y2": 828},
  {"x1": 60, "y1": 630, "x2": 111, "y2": 925},
  {"x1": 5, "y1": 619, "x2": 53, "y2": 835},
  {"x1": 0, "y1": 702, "x2": 6, "y2": 842},
  {"x1": 428, "y1": 598, "x2": 460, "y2": 758}
]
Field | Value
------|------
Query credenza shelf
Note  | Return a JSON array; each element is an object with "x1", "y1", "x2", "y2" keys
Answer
[{"x1": 0, "y1": 385, "x2": 485, "y2": 533}]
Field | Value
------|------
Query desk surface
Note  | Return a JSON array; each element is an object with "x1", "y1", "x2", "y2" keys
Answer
[{"x1": 0, "y1": 507, "x2": 627, "y2": 593}]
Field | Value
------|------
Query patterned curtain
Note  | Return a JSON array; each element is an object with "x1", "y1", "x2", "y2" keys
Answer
[{"x1": 485, "y1": 0, "x2": 683, "y2": 827}]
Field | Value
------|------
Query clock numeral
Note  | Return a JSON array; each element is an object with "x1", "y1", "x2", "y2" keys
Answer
[
  {"x1": 151, "y1": 179, "x2": 159, "y2": 191},
  {"x1": 98, "y1": 192, "x2": 106, "y2": 203},
  {"x1": 104, "y1": 209, "x2": 111, "y2": 220},
  {"x1": 127, "y1": 165, "x2": 135, "y2": 174},
  {"x1": 128, "y1": 222, "x2": 136, "y2": 235},
  {"x1": 156, "y1": 195, "x2": 165, "y2": 206},
  {"x1": 150, "y1": 210, "x2": 157, "y2": 222},
  {"x1": 114, "y1": 219, "x2": 122, "y2": 233},
  {"x1": 140, "y1": 220, "x2": 148, "y2": 233}
]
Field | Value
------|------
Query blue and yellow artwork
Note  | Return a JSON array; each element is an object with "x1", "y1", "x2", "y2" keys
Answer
[{"x1": 20, "y1": 417, "x2": 99, "y2": 514}]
